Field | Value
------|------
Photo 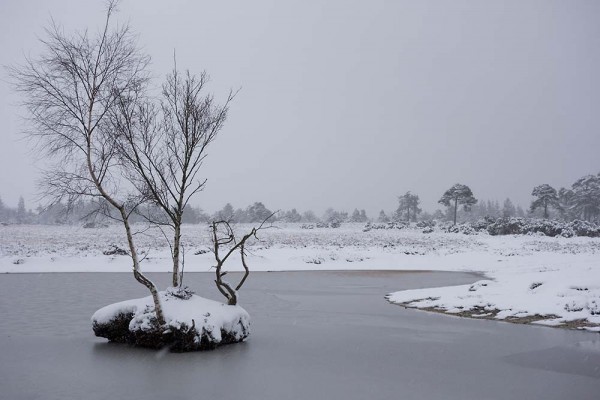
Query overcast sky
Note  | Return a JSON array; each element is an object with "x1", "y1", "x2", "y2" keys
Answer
[{"x1": 1, "y1": 0, "x2": 599, "y2": 216}]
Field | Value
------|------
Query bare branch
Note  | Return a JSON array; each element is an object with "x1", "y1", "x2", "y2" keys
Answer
[{"x1": 211, "y1": 212, "x2": 275, "y2": 305}]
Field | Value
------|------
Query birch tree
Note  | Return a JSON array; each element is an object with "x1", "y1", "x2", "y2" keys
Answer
[
  {"x1": 111, "y1": 67, "x2": 234, "y2": 287},
  {"x1": 10, "y1": 0, "x2": 165, "y2": 324}
]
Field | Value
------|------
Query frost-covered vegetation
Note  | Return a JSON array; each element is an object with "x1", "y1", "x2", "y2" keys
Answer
[{"x1": 2, "y1": 221, "x2": 600, "y2": 260}]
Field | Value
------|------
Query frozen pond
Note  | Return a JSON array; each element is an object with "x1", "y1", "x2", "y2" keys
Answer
[{"x1": 1, "y1": 270, "x2": 599, "y2": 399}]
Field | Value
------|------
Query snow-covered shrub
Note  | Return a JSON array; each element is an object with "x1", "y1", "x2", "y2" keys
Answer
[
  {"x1": 83, "y1": 222, "x2": 109, "y2": 229},
  {"x1": 486, "y1": 218, "x2": 526, "y2": 236},
  {"x1": 393, "y1": 221, "x2": 410, "y2": 229},
  {"x1": 364, "y1": 222, "x2": 414, "y2": 231},
  {"x1": 444, "y1": 223, "x2": 476, "y2": 235},
  {"x1": 470, "y1": 217, "x2": 495, "y2": 232},
  {"x1": 570, "y1": 220, "x2": 600, "y2": 238},
  {"x1": 102, "y1": 244, "x2": 129, "y2": 256},
  {"x1": 559, "y1": 228, "x2": 575, "y2": 238},
  {"x1": 486, "y1": 217, "x2": 600, "y2": 238},
  {"x1": 527, "y1": 219, "x2": 566, "y2": 237},
  {"x1": 416, "y1": 220, "x2": 435, "y2": 228}
]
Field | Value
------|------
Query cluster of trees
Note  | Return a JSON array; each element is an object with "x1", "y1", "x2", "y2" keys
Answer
[
  {"x1": 375, "y1": 185, "x2": 481, "y2": 226},
  {"x1": 0, "y1": 196, "x2": 31, "y2": 224},
  {"x1": 382, "y1": 173, "x2": 600, "y2": 226},
  {"x1": 214, "y1": 202, "x2": 274, "y2": 224},
  {"x1": 9, "y1": 0, "x2": 272, "y2": 327},
  {"x1": 530, "y1": 173, "x2": 600, "y2": 222}
]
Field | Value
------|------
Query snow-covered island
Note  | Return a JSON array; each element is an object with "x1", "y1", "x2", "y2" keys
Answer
[
  {"x1": 2, "y1": 222, "x2": 599, "y2": 334},
  {"x1": 92, "y1": 288, "x2": 249, "y2": 351}
]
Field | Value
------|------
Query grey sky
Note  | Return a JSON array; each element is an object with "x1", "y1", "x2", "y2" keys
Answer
[{"x1": 1, "y1": 0, "x2": 599, "y2": 216}]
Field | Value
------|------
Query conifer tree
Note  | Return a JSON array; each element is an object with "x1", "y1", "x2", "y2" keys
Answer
[
  {"x1": 438, "y1": 184, "x2": 477, "y2": 225},
  {"x1": 530, "y1": 184, "x2": 560, "y2": 219}
]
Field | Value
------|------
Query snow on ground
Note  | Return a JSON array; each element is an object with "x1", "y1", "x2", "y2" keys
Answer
[{"x1": 2, "y1": 223, "x2": 600, "y2": 330}]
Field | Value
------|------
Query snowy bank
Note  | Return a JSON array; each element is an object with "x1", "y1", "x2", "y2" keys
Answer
[
  {"x1": 387, "y1": 265, "x2": 600, "y2": 331},
  {"x1": 92, "y1": 290, "x2": 249, "y2": 351}
]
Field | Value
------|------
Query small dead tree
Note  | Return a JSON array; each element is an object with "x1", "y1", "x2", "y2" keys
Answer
[
  {"x1": 211, "y1": 215, "x2": 275, "y2": 305},
  {"x1": 111, "y1": 67, "x2": 234, "y2": 288},
  {"x1": 9, "y1": 0, "x2": 165, "y2": 325}
]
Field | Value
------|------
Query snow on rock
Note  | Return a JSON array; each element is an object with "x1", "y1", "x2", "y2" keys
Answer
[{"x1": 92, "y1": 290, "x2": 250, "y2": 351}]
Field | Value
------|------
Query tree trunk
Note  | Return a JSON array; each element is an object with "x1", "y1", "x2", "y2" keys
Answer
[
  {"x1": 85, "y1": 132, "x2": 165, "y2": 326},
  {"x1": 544, "y1": 201, "x2": 548, "y2": 219},
  {"x1": 172, "y1": 221, "x2": 181, "y2": 287},
  {"x1": 121, "y1": 208, "x2": 166, "y2": 326},
  {"x1": 453, "y1": 198, "x2": 458, "y2": 225}
]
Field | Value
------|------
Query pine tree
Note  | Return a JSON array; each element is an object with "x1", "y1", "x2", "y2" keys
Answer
[
  {"x1": 502, "y1": 198, "x2": 516, "y2": 218},
  {"x1": 378, "y1": 210, "x2": 390, "y2": 223},
  {"x1": 246, "y1": 202, "x2": 272, "y2": 223},
  {"x1": 301, "y1": 210, "x2": 318, "y2": 223},
  {"x1": 438, "y1": 184, "x2": 477, "y2": 225},
  {"x1": 0, "y1": 196, "x2": 5, "y2": 222},
  {"x1": 557, "y1": 187, "x2": 576, "y2": 221},
  {"x1": 359, "y1": 209, "x2": 368, "y2": 222},
  {"x1": 396, "y1": 191, "x2": 422, "y2": 222},
  {"x1": 16, "y1": 196, "x2": 26, "y2": 224},
  {"x1": 530, "y1": 184, "x2": 561, "y2": 219},
  {"x1": 571, "y1": 174, "x2": 600, "y2": 222},
  {"x1": 215, "y1": 203, "x2": 235, "y2": 221},
  {"x1": 284, "y1": 208, "x2": 302, "y2": 223}
]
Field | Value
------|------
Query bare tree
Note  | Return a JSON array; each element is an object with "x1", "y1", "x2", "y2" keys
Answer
[
  {"x1": 9, "y1": 0, "x2": 165, "y2": 325},
  {"x1": 210, "y1": 215, "x2": 275, "y2": 305},
  {"x1": 111, "y1": 66, "x2": 234, "y2": 287}
]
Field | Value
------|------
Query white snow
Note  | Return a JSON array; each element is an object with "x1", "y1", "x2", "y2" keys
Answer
[
  {"x1": 92, "y1": 291, "x2": 249, "y2": 343},
  {"x1": 2, "y1": 223, "x2": 600, "y2": 329}
]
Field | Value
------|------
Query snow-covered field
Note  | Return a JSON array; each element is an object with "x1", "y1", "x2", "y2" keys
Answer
[{"x1": 1, "y1": 223, "x2": 599, "y2": 331}]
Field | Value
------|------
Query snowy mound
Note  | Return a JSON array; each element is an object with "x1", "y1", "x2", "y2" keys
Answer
[{"x1": 92, "y1": 290, "x2": 250, "y2": 351}]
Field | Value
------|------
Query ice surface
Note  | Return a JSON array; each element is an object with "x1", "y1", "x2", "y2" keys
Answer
[{"x1": 0, "y1": 271, "x2": 599, "y2": 400}]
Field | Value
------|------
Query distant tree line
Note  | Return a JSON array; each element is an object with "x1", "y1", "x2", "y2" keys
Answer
[{"x1": 2, "y1": 173, "x2": 599, "y2": 227}]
